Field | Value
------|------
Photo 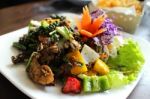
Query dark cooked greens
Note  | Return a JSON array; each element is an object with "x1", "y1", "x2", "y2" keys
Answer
[{"x1": 12, "y1": 15, "x2": 75, "y2": 64}]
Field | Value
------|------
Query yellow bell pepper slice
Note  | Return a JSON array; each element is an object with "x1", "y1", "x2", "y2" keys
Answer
[
  {"x1": 67, "y1": 51, "x2": 88, "y2": 75},
  {"x1": 93, "y1": 58, "x2": 109, "y2": 75}
]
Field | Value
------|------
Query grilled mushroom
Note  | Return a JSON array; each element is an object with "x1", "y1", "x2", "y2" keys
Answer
[{"x1": 27, "y1": 53, "x2": 54, "y2": 85}]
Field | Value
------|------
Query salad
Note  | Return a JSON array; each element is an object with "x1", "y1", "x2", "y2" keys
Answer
[{"x1": 11, "y1": 6, "x2": 144, "y2": 94}]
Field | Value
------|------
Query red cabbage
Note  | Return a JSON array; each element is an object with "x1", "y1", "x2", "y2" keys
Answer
[{"x1": 91, "y1": 9, "x2": 119, "y2": 45}]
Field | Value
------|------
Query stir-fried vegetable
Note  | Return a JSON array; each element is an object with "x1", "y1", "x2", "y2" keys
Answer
[
  {"x1": 67, "y1": 50, "x2": 88, "y2": 75},
  {"x1": 26, "y1": 52, "x2": 54, "y2": 85},
  {"x1": 93, "y1": 58, "x2": 109, "y2": 75},
  {"x1": 11, "y1": 6, "x2": 145, "y2": 94},
  {"x1": 56, "y1": 26, "x2": 73, "y2": 40}
]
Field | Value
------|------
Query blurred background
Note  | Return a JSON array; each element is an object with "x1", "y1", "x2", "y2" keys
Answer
[
  {"x1": 0, "y1": 0, "x2": 41, "y2": 8},
  {"x1": 0, "y1": 0, "x2": 150, "y2": 40},
  {"x1": 0, "y1": 0, "x2": 91, "y2": 9}
]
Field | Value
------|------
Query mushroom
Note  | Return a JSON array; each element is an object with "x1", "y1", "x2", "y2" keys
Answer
[{"x1": 27, "y1": 52, "x2": 54, "y2": 85}]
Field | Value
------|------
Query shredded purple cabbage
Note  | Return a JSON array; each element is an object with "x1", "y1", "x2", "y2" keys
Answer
[
  {"x1": 91, "y1": 9, "x2": 119, "y2": 45},
  {"x1": 100, "y1": 18, "x2": 119, "y2": 45},
  {"x1": 91, "y1": 9, "x2": 105, "y2": 19}
]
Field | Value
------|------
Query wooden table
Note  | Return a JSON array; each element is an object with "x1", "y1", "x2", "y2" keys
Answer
[
  {"x1": 0, "y1": 1, "x2": 150, "y2": 99},
  {"x1": 0, "y1": 2, "x2": 49, "y2": 98},
  {"x1": 0, "y1": 1, "x2": 50, "y2": 35}
]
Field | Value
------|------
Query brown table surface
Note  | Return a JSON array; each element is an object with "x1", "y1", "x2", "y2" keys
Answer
[{"x1": 0, "y1": 1, "x2": 150, "y2": 99}]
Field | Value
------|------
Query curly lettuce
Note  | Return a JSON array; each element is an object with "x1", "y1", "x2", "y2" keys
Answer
[
  {"x1": 107, "y1": 39, "x2": 145, "y2": 76},
  {"x1": 107, "y1": 70, "x2": 129, "y2": 88}
]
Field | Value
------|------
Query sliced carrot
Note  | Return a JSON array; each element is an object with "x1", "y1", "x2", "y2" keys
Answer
[
  {"x1": 76, "y1": 6, "x2": 107, "y2": 38},
  {"x1": 87, "y1": 16, "x2": 105, "y2": 33},
  {"x1": 84, "y1": 6, "x2": 91, "y2": 23},
  {"x1": 97, "y1": 16, "x2": 105, "y2": 27},
  {"x1": 92, "y1": 28, "x2": 106, "y2": 37},
  {"x1": 91, "y1": 16, "x2": 105, "y2": 31},
  {"x1": 81, "y1": 8, "x2": 87, "y2": 29},
  {"x1": 80, "y1": 29, "x2": 93, "y2": 37},
  {"x1": 81, "y1": 6, "x2": 91, "y2": 30},
  {"x1": 84, "y1": 6, "x2": 91, "y2": 24}
]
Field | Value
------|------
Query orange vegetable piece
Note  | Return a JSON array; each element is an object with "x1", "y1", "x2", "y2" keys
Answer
[
  {"x1": 76, "y1": 6, "x2": 106, "y2": 38},
  {"x1": 80, "y1": 29, "x2": 93, "y2": 37},
  {"x1": 81, "y1": 6, "x2": 91, "y2": 30},
  {"x1": 67, "y1": 51, "x2": 88, "y2": 75},
  {"x1": 93, "y1": 58, "x2": 109, "y2": 75},
  {"x1": 91, "y1": 28, "x2": 106, "y2": 37}
]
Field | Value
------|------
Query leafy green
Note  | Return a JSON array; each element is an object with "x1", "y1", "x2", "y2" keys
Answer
[
  {"x1": 28, "y1": 20, "x2": 41, "y2": 31},
  {"x1": 107, "y1": 39, "x2": 145, "y2": 74},
  {"x1": 107, "y1": 70, "x2": 129, "y2": 88},
  {"x1": 13, "y1": 42, "x2": 26, "y2": 51},
  {"x1": 41, "y1": 20, "x2": 49, "y2": 28},
  {"x1": 56, "y1": 26, "x2": 73, "y2": 40}
]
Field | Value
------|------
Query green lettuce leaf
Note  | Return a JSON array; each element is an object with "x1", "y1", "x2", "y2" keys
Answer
[
  {"x1": 107, "y1": 38, "x2": 145, "y2": 75},
  {"x1": 107, "y1": 70, "x2": 129, "y2": 88}
]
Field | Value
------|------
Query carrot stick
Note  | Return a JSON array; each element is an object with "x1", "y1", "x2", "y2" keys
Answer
[
  {"x1": 81, "y1": 6, "x2": 91, "y2": 30},
  {"x1": 92, "y1": 16, "x2": 105, "y2": 31},
  {"x1": 84, "y1": 6, "x2": 91, "y2": 24},
  {"x1": 80, "y1": 29, "x2": 93, "y2": 37},
  {"x1": 92, "y1": 28, "x2": 106, "y2": 37}
]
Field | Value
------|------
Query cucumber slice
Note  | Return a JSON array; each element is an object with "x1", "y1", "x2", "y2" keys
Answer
[
  {"x1": 78, "y1": 74, "x2": 111, "y2": 93},
  {"x1": 91, "y1": 76, "x2": 101, "y2": 92},
  {"x1": 83, "y1": 76, "x2": 92, "y2": 92},
  {"x1": 78, "y1": 74, "x2": 92, "y2": 93},
  {"x1": 99, "y1": 76, "x2": 110, "y2": 91}
]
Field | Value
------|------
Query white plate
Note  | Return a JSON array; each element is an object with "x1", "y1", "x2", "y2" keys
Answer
[{"x1": 0, "y1": 14, "x2": 150, "y2": 99}]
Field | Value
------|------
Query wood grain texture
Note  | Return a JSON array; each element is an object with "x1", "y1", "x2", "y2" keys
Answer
[
  {"x1": 0, "y1": 1, "x2": 49, "y2": 35},
  {"x1": 0, "y1": 1, "x2": 49, "y2": 99}
]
